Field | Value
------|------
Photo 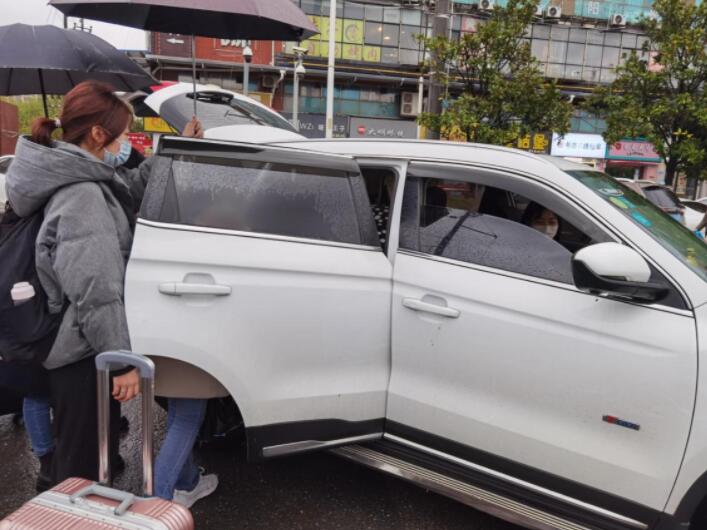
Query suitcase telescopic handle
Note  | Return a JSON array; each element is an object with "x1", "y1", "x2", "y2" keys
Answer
[{"x1": 96, "y1": 351, "x2": 156, "y2": 497}]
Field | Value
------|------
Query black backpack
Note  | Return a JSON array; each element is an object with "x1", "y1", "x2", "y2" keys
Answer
[{"x1": 0, "y1": 203, "x2": 62, "y2": 363}]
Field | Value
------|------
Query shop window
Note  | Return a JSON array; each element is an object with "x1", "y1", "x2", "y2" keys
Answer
[
  {"x1": 567, "y1": 43, "x2": 585, "y2": 64},
  {"x1": 320, "y1": 0, "x2": 343, "y2": 17},
  {"x1": 400, "y1": 25, "x2": 420, "y2": 49},
  {"x1": 586, "y1": 29, "x2": 604, "y2": 45},
  {"x1": 550, "y1": 25, "x2": 569, "y2": 41},
  {"x1": 400, "y1": 49, "x2": 421, "y2": 65},
  {"x1": 531, "y1": 39, "x2": 548, "y2": 62},
  {"x1": 382, "y1": 24, "x2": 399, "y2": 47},
  {"x1": 564, "y1": 64, "x2": 583, "y2": 80},
  {"x1": 533, "y1": 24, "x2": 550, "y2": 39},
  {"x1": 600, "y1": 68, "x2": 617, "y2": 83},
  {"x1": 548, "y1": 41, "x2": 567, "y2": 63},
  {"x1": 365, "y1": 22, "x2": 383, "y2": 45},
  {"x1": 381, "y1": 46, "x2": 399, "y2": 64},
  {"x1": 344, "y1": 3, "x2": 364, "y2": 19},
  {"x1": 546, "y1": 63, "x2": 564, "y2": 78},
  {"x1": 604, "y1": 32, "x2": 621, "y2": 47},
  {"x1": 365, "y1": 5, "x2": 383, "y2": 21},
  {"x1": 621, "y1": 33, "x2": 637, "y2": 49},
  {"x1": 383, "y1": 7, "x2": 401, "y2": 24},
  {"x1": 401, "y1": 8, "x2": 422, "y2": 26},
  {"x1": 301, "y1": 0, "x2": 321, "y2": 15},
  {"x1": 569, "y1": 28, "x2": 587, "y2": 43},
  {"x1": 585, "y1": 44, "x2": 602, "y2": 67},
  {"x1": 602, "y1": 46, "x2": 620, "y2": 68},
  {"x1": 582, "y1": 67, "x2": 601, "y2": 82}
]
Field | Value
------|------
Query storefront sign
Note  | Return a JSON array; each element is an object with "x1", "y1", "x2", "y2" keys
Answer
[
  {"x1": 282, "y1": 113, "x2": 348, "y2": 139},
  {"x1": 606, "y1": 140, "x2": 661, "y2": 162},
  {"x1": 551, "y1": 133, "x2": 607, "y2": 159},
  {"x1": 128, "y1": 132, "x2": 152, "y2": 155},
  {"x1": 515, "y1": 132, "x2": 551, "y2": 154},
  {"x1": 350, "y1": 117, "x2": 418, "y2": 139},
  {"x1": 194, "y1": 38, "x2": 272, "y2": 64},
  {"x1": 143, "y1": 117, "x2": 175, "y2": 134}
]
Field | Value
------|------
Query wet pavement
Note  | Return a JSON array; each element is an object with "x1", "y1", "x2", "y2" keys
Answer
[{"x1": 1, "y1": 400, "x2": 524, "y2": 530}]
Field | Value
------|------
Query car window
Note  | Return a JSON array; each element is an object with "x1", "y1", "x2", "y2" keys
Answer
[
  {"x1": 643, "y1": 186, "x2": 681, "y2": 210},
  {"x1": 400, "y1": 166, "x2": 609, "y2": 284},
  {"x1": 159, "y1": 92, "x2": 297, "y2": 134},
  {"x1": 568, "y1": 170, "x2": 707, "y2": 282},
  {"x1": 150, "y1": 156, "x2": 378, "y2": 247},
  {"x1": 0, "y1": 157, "x2": 12, "y2": 174}
]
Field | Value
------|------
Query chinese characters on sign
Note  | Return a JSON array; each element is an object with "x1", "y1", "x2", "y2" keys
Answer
[
  {"x1": 349, "y1": 117, "x2": 418, "y2": 139},
  {"x1": 607, "y1": 140, "x2": 661, "y2": 162},
  {"x1": 515, "y1": 133, "x2": 551, "y2": 154},
  {"x1": 551, "y1": 133, "x2": 607, "y2": 158}
]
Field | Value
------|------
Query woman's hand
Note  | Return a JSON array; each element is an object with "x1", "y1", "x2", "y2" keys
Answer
[
  {"x1": 182, "y1": 117, "x2": 204, "y2": 138},
  {"x1": 112, "y1": 368, "x2": 140, "y2": 402}
]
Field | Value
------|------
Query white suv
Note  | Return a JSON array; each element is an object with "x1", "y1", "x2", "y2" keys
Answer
[{"x1": 125, "y1": 136, "x2": 707, "y2": 530}]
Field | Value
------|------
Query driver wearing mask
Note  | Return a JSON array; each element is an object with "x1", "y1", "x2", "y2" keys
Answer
[{"x1": 522, "y1": 202, "x2": 561, "y2": 240}]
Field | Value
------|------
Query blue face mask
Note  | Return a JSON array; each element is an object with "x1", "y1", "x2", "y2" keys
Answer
[{"x1": 103, "y1": 140, "x2": 132, "y2": 168}]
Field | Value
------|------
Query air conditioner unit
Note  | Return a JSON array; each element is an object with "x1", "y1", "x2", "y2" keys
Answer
[
  {"x1": 400, "y1": 92, "x2": 420, "y2": 117},
  {"x1": 609, "y1": 13, "x2": 627, "y2": 27},
  {"x1": 534, "y1": 5, "x2": 544, "y2": 17},
  {"x1": 261, "y1": 75, "x2": 277, "y2": 89},
  {"x1": 480, "y1": 0, "x2": 495, "y2": 11},
  {"x1": 545, "y1": 5, "x2": 561, "y2": 19}
]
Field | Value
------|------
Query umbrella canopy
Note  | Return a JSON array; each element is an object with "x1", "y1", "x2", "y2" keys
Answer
[
  {"x1": 0, "y1": 24, "x2": 156, "y2": 96},
  {"x1": 49, "y1": 0, "x2": 319, "y2": 40}
]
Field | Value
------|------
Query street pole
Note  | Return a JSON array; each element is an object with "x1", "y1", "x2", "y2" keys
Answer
[
  {"x1": 417, "y1": 76, "x2": 424, "y2": 139},
  {"x1": 324, "y1": 0, "x2": 336, "y2": 139},
  {"x1": 293, "y1": 58, "x2": 301, "y2": 131},
  {"x1": 242, "y1": 45, "x2": 253, "y2": 97},
  {"x1": 426, "y1": 0, "x2": 450, "y2": 140}
]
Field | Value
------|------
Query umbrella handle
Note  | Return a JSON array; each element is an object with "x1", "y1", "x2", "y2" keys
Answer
[{"x1": 191, "y1": 34, "x2": 197, "y2": 118}]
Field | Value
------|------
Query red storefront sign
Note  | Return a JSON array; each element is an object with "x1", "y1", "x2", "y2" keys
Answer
[
  {"x1": 607, "y1": 140, "x2": 661, "y2": 162},
  {"x1": 128, "y1": 132, "x2": 152, "y2": 156},
  {"x1": 194, "y1": 38, "x2": 274, "y2": 64}
]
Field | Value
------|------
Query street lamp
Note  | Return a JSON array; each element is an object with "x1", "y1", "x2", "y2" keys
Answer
[
  {"x1": 292, "y1": 46, "x2": 307, "y2": 131},
  {"x1": 242, "y1": 45, "x2": 253, "y2": 97}
]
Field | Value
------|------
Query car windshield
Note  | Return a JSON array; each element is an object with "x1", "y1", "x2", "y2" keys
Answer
[
  {"x1": 643, "y1": 186, "x2": 681, "y2": 210},
  {"x1": 567, "y1": 170, "x2": 707, "y2": 282},
  {"x1": 159, "y1": 91, "x2": 297, "y2": 134}
]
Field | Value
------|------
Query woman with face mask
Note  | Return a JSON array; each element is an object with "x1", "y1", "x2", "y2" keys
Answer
[
  {"x1": 522, "y1": 202, "x2": 561, "y2": 240},
  {"x1": 4, "y1": 81, "x2": 202, "y2": 487}
]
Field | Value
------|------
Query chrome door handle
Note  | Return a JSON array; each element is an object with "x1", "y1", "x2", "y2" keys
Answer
[
  {"x1": 158, "y1": 282, "x2": 231, "y2": 296},
  {"x1": 402, "y1": 298, "x2": 460, "y2": 318}
]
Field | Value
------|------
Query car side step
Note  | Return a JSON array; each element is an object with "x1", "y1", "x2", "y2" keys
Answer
[{"x1": 330, "y1": 444, "x2": 593, "y2": 530}]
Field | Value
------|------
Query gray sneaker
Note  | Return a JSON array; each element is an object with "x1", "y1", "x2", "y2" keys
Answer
[{"x1": 173, "y1": 472, "x2": 219, "y2": 509}]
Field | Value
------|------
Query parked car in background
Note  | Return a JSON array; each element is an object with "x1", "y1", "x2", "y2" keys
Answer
[
  {"x1": 616, "y1": 178, "x2": 686, "y2": 224},
  {"x1": 143, "y1": 82, "x2": 304, "y2": 143},
  {"x1": 0, "y1": 155, "x2": 13, "y2": 213},
  {"x1": 681, "y1": 199, "x2": 707, "y2": 232},
  {"x1": 124, "y1": 136, "x2": 707, "y2": 530}
]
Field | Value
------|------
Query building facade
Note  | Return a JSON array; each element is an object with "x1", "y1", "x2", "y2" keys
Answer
[{"x1": 145, "y1": 0, "x2": 697, "y2": 180}]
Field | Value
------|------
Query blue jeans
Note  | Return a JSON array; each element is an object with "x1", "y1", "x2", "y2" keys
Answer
[
  {"x1": 23, "y1": 396, "x2": 54, "y2": 457},
  {"x1": 154, "y1": 398, "x2": 206, "y2": 500}
]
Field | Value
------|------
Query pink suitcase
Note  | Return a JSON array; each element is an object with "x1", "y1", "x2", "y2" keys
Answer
[{"x1": 0, "y1": 351, "x2": 194, "y2": 530}]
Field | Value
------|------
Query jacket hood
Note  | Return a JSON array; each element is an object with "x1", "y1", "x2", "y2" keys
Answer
[{"x1": 6, "y1": 136, "x2": 116, "y2": 217}]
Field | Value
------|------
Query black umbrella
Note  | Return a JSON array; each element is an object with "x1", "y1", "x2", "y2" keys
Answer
[
  {"x1": 0, "y1": 24, "x2": 156, "y2": 116},
  {"x1": 49, "y1": 0, "x2": 319, "y2": 114}
]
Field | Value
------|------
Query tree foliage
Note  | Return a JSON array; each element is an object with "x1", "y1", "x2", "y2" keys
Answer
[
  {"x1": 418, "y1": 0, "x2": 572, "y2": 145},
  {"x1": 0, "y1": 95, "x2": 62, "y2": 135},
  {"x1": 587, "y1": 0, "x2": 707, "y2": 186}
]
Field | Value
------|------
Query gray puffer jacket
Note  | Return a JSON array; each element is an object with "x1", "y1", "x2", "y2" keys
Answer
[{"x1": 5, "y1": 136, "x2": 151, "y2": 369}]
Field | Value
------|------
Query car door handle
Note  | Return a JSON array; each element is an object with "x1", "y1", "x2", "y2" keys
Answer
[
  {"x1": 402, "y1": 298, "x2": 460, "y2": 318},
  {"x1": 158, "y1": 282, "x2": 232, "y2": 296}
]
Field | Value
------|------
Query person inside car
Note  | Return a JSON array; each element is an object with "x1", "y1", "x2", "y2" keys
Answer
[{"x1": 522, "y1": 202, "x2": 561, "y2": 240}]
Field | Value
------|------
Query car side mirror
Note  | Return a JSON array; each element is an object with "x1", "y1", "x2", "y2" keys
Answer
[{"x1": 572, "y1": 243, "x2": 669, "y2": 303}]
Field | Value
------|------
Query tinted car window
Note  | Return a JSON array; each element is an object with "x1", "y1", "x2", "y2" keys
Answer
[
  {"x1": 399, "y1": 176, "x2": 598, "y2": 284},
  {"x1": 643, "y1": 186, "x2": 681, "y2": 211},
  {"x1": 157, "y1": 157, "x2": 377, "y2": 246},
  {"x1": 160, "y1": 92, "x2": 297, "y2": 134}
]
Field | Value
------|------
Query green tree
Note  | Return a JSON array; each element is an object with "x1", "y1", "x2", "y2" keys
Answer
[
  {"x1": 418, "y1": 0, "x2": 572, "y2": 145},
  {"x1": 0, "y1": 95, "x2": 63, "y2": 135},
  {"x1": 588, "y1": 0, "x2": 707, "y2": 187}
]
